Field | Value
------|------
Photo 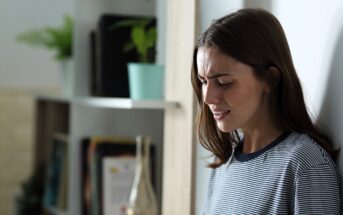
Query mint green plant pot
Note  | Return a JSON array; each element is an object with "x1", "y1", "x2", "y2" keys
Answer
[{"x1": 128, "y1": 63, "x2": 164, "y2": 100}]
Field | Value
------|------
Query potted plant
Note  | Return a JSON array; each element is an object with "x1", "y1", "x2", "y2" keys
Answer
[
  {"x1": 16, "y1": 14, "x2": 74, "y2": 96},
  {"x1": 14, "y1": 165, "x2": 45, "y2": 215},
  {"x1": 112, "y1": 18, "x2": 164, "y2": 100}
]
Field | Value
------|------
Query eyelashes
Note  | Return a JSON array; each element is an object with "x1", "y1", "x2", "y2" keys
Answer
[
  {"x1": 218, "y1": 81, "x2": 234, "y2": 87},
  {"x1": 198, "y1": 78, "x2": 234, "y2": 88}
]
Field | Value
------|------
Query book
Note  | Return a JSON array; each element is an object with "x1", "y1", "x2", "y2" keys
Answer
[
  {"x1": 80, "y1": 136, "x2": 156, "y2": 215},
  {"x1": 94, "y1": 14, "x2": 133, "y2": 97},
  {"x1": 56, "y1": 134, "x2": 69, "y2": 210},
  {"x1": 80, "y1": 138, "x2": 91, "y2": 215},
  {"x1": 81, "y1": 136, "x2": 136, "y2": 215},
  {"x1": 103, "y1": 157, "x2": 136, "y2": 215},
  {"x1": 89, "y1": 30, "x2": 97, "y2": 96},
  {"x1": 43, "y1": 133, "x2": 69, "y2": 210}
]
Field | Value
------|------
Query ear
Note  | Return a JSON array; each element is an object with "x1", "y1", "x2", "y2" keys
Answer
[{"x1": 264, "y1": 66, "x2": 281, "y2": 93}]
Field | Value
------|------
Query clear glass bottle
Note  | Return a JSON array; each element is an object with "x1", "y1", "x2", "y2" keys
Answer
[{"x1": 126, "y1": 136, "x2": 158, "y2": 215}]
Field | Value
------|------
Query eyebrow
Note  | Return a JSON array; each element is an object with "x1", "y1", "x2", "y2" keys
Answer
[{"x1": 197, "y1": 73, "x2": 232, "y2": 79}]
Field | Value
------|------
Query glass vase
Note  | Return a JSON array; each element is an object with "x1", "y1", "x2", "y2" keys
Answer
[{"x1": 125, "y1": 136, "x2": 158, "y2": 215}]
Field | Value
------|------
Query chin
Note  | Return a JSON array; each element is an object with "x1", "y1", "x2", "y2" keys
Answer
[{"x1": 217, "y1": 123, "x2": 235, "y2": 133}]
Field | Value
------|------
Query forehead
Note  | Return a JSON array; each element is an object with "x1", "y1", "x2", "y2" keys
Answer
[
  {"x1": 196, "y1": 46, "x2": 240, "y2": 77},
  {"x1": 196, "y1": 46, "x2": 221, "y2": 68}
]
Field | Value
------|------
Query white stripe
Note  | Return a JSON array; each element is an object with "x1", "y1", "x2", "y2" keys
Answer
[{"x1": 202, "y1": 133, "x2": 341, "y2": 215}]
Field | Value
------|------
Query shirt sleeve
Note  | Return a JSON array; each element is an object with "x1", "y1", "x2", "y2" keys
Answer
[{"x1": 293, "y1": 164, "x2": 341, "y2": 215}]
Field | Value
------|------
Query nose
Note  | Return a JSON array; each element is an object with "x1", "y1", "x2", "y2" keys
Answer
[{"x1": 203, "y1": 82, "x2": 221, "y2": 105}]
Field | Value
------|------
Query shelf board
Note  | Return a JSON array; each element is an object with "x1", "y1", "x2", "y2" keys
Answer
[
  {"x1": 44, "y1": 206, "x2": 66, "y2": 215},
  {"x1": 75, "y1": 97, "x2": 179, "y2": 109},
  {"x1": 36, "y1": 94, "x2": 72, "y2": 103},
  {"x1": 35, "y1": 95, "x2": 179, "y2": 109}
]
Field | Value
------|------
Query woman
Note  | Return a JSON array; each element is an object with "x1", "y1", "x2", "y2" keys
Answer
[{"x1": 191, "y1": 8, "x2": 341, "y2": 214}]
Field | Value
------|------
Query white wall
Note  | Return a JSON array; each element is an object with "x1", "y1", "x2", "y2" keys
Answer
[
  {"x1": 199, "y1": 0, "x2": 243, "y2": 33},
  {"x1": 0, "y1": 0, "x2": 74, "y2": 88},
  {"x1": 317, "y1": 4, "x2": 343, "y2": 176},
  {"x1": 272, "y1": 0, "x2": 343, "y2": 116},
  {"x1": 196, "y1": 0, "x2": 343, "y2": 213},
  {"x1": 273, "y1": 0, "x2": 343, "y2": 191}
]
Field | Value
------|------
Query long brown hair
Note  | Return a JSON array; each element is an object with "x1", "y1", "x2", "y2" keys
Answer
[{"x1": 191, "y1": 8, "x2": 335, "y2": 168}]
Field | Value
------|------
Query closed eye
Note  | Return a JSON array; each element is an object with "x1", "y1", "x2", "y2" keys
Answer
[
  {"x1": 217, "y1": 80, "x2": 234, "y2": 88},
  {"x1": 218, "y1": 81, "x2": 233, "y2": 85}
]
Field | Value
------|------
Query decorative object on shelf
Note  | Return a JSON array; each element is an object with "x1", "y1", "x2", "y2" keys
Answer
[
  {"x1": 16, "y1": 14, "x2": 74, "y2": 96},
  {"x1": 128, "y1": 63, "x2": 164, "y2": 99},
  {"x1": 126, "y1": 136, "x2": 158, "y2": 215},
  {"x1": 92, "y1": 15, "x2": 133, "y2": 98},
  {"x1": 112, "y1": 18, "x2": 164, "y2": 100},
  {"x1": 14, "y1": 165, "x2": 45, "y2": 215},
  {"x1": 59, "y1": 57, "x2": 74, "y2": 96}
]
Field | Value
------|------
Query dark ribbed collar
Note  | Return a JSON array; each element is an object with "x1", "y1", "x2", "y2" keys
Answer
[{"x1": 235, "y1": 132, "x2": 291, "y2": 162}]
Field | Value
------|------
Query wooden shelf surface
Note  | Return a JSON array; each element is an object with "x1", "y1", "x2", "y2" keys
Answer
[
  {"x1": 36, "y1": 95, "x2": 179, "y2": 110},
  {"x1": 44, "y1": 206, "x2": 66, "y2": 215}
]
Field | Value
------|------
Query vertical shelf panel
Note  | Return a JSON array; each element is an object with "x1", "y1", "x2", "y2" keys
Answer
[{"x1": 162, "y1": 0, "x2": 198, "y2": 214}]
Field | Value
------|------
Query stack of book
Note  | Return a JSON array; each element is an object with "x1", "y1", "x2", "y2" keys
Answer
[
  {"x1": 80, "y1": 136, "x2": 156, "y2": 215},
  {"x1": 42, "y1": 134, "x2": 156, "y2": 215}
]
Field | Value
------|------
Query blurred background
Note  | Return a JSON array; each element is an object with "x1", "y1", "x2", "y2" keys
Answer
[
  {"x1": 0, "y1": 0, "x2": 74, "y2": 214},
  {"x1": 1, "y1": 0, "x2": 343, "y2": 214}
]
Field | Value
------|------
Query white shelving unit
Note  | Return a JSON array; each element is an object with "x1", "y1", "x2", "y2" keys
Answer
[
  {"x1": 34, "y1": 94, "x2": 178, "y2": 215},
  {"x1": 32, "y1": 0, "x2": 199, "y2": 214}
]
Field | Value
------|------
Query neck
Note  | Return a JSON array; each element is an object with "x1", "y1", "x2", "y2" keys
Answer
[
  {"x1": 241, "y1": 97, "x2": 282, "y2": 153},
  {"x1": 241, "y1": 127, "x2": 283, "y2": 153}
]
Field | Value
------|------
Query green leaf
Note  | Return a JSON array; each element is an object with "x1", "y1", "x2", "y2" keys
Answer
[
  {"x1": 16, "y1": 29, "x2": 48, "y2": 47},
  {"x1": 109, "y1": 17, "x2": 156, "y2": 63},
  {"x1": 16, "y1": 14, "x2": 73, "y2": 60},
  {"x1": 132, "y1": 26, "x2": 146, "y2": 56},
  {"x1": 110, "y1": 18, "x2": 152, "y2": 30},
  {"x1": 63, "y1": 15, "x2": 73, "y2": 32},
  {"x1": 146, "y1": 27, "x2": 157, "y2": 49}
]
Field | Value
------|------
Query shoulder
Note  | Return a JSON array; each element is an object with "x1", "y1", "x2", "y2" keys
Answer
[
  {"x1": 280, "y1": 132, "x2": 338, "y2": 177},
  {"x1": 284, "y1": 133, "x2": 332, "y2": 164}
]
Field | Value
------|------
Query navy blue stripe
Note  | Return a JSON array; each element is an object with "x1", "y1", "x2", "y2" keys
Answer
[{"x1": 235, "y1": 132, "x2": 291, "y2": 162}]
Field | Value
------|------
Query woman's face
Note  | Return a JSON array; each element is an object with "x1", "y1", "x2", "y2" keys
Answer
[{"x1": 196, "y1": 46, "x2": 270, "y2": 132}]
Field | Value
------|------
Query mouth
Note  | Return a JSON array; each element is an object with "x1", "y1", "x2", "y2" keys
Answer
[{"x1": 212, "y1": 110, "x2": 230, "y2": 121}]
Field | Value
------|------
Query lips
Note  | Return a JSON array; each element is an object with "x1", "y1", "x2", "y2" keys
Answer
[{"x1": 211, "y1": 110, "x2": 230, "y2": 120}]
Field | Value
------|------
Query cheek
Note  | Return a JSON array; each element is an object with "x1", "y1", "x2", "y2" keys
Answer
[
  {"x1": 222, "y1": 86, "x2": 244, "y2": 106},
  {"x1": 226, "y1": 85, "x2": 264, "y2": 109}
]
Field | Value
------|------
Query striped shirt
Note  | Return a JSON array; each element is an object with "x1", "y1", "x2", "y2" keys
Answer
[{"x1": 202, "y1": 132, "x2": 341, "y2": 215}]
